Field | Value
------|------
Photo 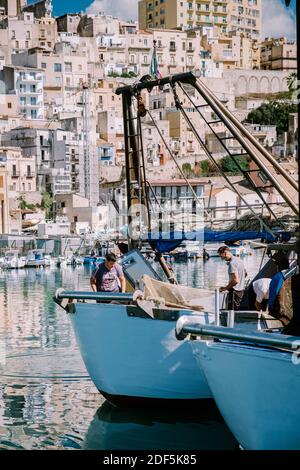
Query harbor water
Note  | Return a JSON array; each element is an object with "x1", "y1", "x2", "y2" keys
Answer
[{"x1": 0, "y1": 250, "x2": 264, "y2": 450}]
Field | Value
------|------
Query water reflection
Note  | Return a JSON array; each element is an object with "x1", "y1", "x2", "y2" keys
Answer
[
  {"x1": 0, "y1": 251, "x2": 264, "y2": 449},
  {"x1": 84, "y1": 401, "x2": 237, "y2": 450}
]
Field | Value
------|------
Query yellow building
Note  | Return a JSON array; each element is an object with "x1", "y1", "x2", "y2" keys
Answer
[
  {"x1": 0, "y1": 166, "x2": 9, "y2": 234},
  {"x1": 139, "y1": 0, "x2": 261, "y2": 39}
]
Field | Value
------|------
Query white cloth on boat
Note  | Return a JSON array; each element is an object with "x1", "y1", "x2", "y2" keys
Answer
[
  {"x1": 253, "y1": 278, "x2": 271, "y2": 303},
  {"x1": 141, "y1": 275, "x2": 215, "y2": 312}
]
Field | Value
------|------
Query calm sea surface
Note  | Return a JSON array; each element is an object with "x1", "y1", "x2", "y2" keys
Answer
[{"x1": 0, "y1": 250, "x2": 265, "y2": 450}]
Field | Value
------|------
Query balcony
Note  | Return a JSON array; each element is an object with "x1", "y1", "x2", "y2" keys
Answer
[
  {"x1": 187, "y1": 47, "x2": 195, "y2": 53},
  {"x1": 11, "y1": 172, "x2": 20, "y2": 178},
  {"x1": 169, "y1": 46, "x2": 177, "y2": 52},
  {"x1": 21, "y1": 73, "x2": 42, "y2": 81},
  {"x1": 26, "y1": 172, "x2": 36, "y2": 178}
]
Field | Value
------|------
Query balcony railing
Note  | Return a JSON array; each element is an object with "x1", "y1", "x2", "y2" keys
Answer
[{"x1": 11, "y1": 172, "x2": 20, "y2": 178}]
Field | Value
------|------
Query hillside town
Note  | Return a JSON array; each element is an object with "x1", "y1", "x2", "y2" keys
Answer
[{"x1": 0, "y1": 0, "x2": 297, "y2": 240}]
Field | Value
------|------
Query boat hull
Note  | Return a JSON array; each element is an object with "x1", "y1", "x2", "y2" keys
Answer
[
  {"x1": 191, "y1": 339, "x2": 300, "y2": 449},
  {"x1": 69, "y1": 302, "x2": 213, "y2": 404}
]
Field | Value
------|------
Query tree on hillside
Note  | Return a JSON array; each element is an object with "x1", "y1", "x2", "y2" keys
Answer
[
  {"x1": 40, "y1": 192, "x2": 53, "y2": 219},
  {"x1": 220, "y1": 155, "x2": 249, "y2": 175},
  {"x1": 245, "y1": 100, "x2": 297, "y2": 133},
  {"x1": 286, "y1": 72, "x2": 297, "y2": 93}
]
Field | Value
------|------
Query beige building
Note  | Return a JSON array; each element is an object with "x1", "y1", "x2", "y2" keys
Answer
[
  {"x1": 0, "y1": 146, "x2": 36, "y2": 194},
  {"x1": 201, "y1": 30, "x2": 260, "y2": 70},
  {"x1": 0, "y1": 0, "x2": 26, "y2": 16},
  {"x1": 0, "y1": 13, "x2": 57, "y2": 62},
  {"x1": 260, "y1": 38, "x2": 297, "y2": 71},
  {"x1": 55, "y1": 193, "x2": 109, "y2": 234},
  {"x1": 139, "y1": 0, "x2": 261, "y2": 38}
]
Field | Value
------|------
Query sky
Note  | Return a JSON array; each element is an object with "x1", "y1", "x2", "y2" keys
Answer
[{"x1": 27, "y1": 0, "x2": 297, "y2": 39}]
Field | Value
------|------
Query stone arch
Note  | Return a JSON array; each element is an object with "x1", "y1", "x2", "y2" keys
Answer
[
  {"x1": 248, "y1": 76, "x2": 259, "y2": 93},
  {"x1": 237, "y1": 75, "x2": 247, "y2": 95},
  {"x1": 260, "y1": 76, "x2": 269, "y2": 93},
  {"x1": 271, "y1": 76, "x2": 280, "y2": 93}
]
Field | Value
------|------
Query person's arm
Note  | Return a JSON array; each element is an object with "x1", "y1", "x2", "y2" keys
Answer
[
  {"x1": 119, "y1": 275, "x2": 126, "y2": 293},
  {"x1": 90, "y1": 275, "x2": 97, "y2": 292},
  {"x1": 220, "y1": 272, "x2": 239, "y2": 292},
  {"x1": 255, "y1": 300, "x2": 262, "y2": 311},
  {"x1": 116, "y1": 264, "x2": 126, "y2": 293}
]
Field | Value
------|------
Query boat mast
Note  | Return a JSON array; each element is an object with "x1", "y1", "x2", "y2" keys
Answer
[{"x1": 121, "y1": 88, "x2": 149, "y2": 250}]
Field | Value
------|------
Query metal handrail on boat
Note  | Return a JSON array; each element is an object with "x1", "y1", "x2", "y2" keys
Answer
[
  {"x1": 181, "y1": 324, "x2": 300, "y2": 350},
  {"x1": 55, "y1": 290, "x2": 134, "y2": 303}
]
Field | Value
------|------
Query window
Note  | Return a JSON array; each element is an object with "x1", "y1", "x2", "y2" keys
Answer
[
  {"x1": 26, "y1": 31, "x2": 31, "y2": 39},
  {"x1": 41, "y1": 62, "x2": 47, "y2": 69},
  {"x1": 31, "y1": 97, "x2": 37, "y2": 105},
  {"x1": 11, "y1": 31, "x2": 16, "y2": 39},
  {"x1": 54, "y1": 63, "x2": 62, "y2": 72},
  {"x1": 31, "y1": 109, "x2": 37, "y2": 119},
  {"x1": 8, "y1": 102, "x2": 12, "y2": 109},
  {"x1": 65, "y1": 62, "x2": 72, "y2": 72}
]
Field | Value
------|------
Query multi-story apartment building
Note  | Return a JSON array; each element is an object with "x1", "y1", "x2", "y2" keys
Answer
[
  {"x1": 12, "y1": 42, "x2": 89, "y2": 114},
  {"x1": 0, "y1": 12, "x2": 57, "y2": 61},
  {"x1": 1, "y1": 127, "x2": 82, "y2": 196},
  {"x1": 260, "y1": 37, "x2": 297, "y2": 71},
  {"x1": 0, "y1": 65, "x2": 44, "y2": 120},
  {"x1": 0, "y1": 145, "x2": 36, "y2": 193},
  {"x1": 139, "y1": 0, "x2": 261, "y2": 38},
  {"x1": 201, "y1": 29, "x2": 260, "y2": 70}
]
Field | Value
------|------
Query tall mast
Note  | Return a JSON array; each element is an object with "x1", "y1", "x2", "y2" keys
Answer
[{"x1": 121, "y1": 89, "x2": 149, "y2": 250}]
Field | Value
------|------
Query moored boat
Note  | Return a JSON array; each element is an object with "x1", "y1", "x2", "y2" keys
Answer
[
  {"x1": 187, "y1": 326, "x2": 300, "y2": 450},
  {"x1": 25, "y1": 249, "x2": 51, "y2": 268},
  {"x1": 2, "y1": 250, "x2": 26, "y2": 269}
]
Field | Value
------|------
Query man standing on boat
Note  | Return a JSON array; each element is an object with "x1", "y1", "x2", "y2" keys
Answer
[
  {"x1": 90, "y1": 253, "x2": 126, "y2": 293},
  {"x1": 218, "y1": 246, "x2": 247, "y2": 310}
]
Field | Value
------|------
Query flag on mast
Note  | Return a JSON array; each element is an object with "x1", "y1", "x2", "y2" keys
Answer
[{"x1": 150, "y1": 40, "x2": 163, "y2": 80}]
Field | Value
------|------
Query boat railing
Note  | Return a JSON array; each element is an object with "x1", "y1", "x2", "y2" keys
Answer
[
  {"x1": 54, "y1": 289, "x2": 134, "y2": 308},
  {"x1": 181, "y1": 324, "x2": 300, "y2": 351}
]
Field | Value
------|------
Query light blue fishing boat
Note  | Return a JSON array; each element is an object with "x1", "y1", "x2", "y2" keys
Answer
[{"x1": 184, "y1": 325, "x2": 300, "y2": 449}]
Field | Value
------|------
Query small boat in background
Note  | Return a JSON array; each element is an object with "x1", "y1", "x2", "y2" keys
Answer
[
  {"x1": 83, "y1": 256, "x2": 105, "y2": 265},
  {"x1": 2, "y1": 250, "x2": 26, "y2": 269},
  {"x1": 25, "y1": 249, "x2": 51, "y2": 268}
]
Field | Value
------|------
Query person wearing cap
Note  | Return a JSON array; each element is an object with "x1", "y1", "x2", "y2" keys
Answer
[{"x1": 218, "y1": 245, "x2": 247, "y2": 310}]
